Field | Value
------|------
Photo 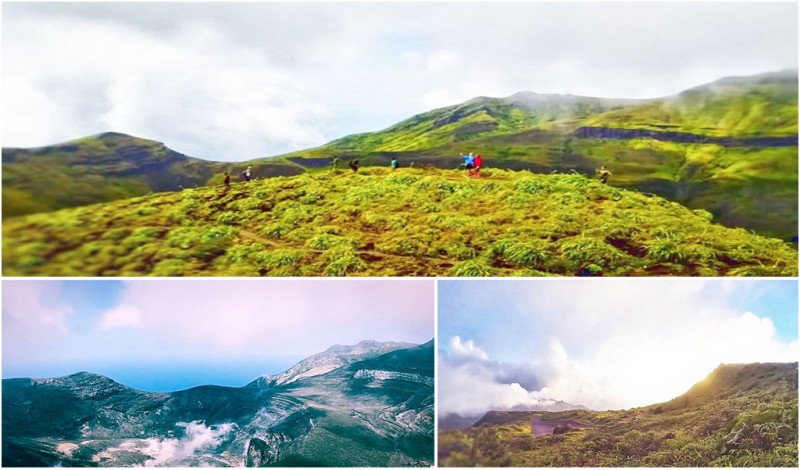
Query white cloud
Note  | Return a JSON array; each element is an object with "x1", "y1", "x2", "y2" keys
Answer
[
  {"x1": 439, "y1": 280, "x2": 798, "y2": 415},
  {"x1": 96, "y1": 305, "x2": 144, "y2": 331},
  {"x1": 2, "y1": 281, "x2": 72, "y2": 361},
  {"x1": 94, "y1": 280, "x2": 433, "y2": 358},
  {"x1": 3, "y1": 14, "x2": 329, "y2": 160},
  {"x1": 419, "y1": 89, "x2": 465, "y2": 110},
  {"x1": 425, "y1": 49, "x2": 461, "y2": 72},
  {"x1": 140, "y1": 421, "x2": 237, "y2": 467},
  {"x1": 440, "y1": 336, "x2": 551, "y2": 417},
  {"x1": 449, "y1": 336, "x2": 488, "y2": 360},
  {"x1": 3, "y1": 2, "x2": 796, "y2": 159}
]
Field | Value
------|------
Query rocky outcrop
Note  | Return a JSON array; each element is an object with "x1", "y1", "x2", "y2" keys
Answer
[
  {"x1": 245, "y1": 437, "x2": 280, "y2": 467},
  {"x1": 573, "y1": 126, "x2": 797, "y2": 147},
  {"x1": 353, "y1": 369, "x2": 434, "y2": 386},
  {"x1": 270, "y1": 340, "x2": 411, "y2": 385}
]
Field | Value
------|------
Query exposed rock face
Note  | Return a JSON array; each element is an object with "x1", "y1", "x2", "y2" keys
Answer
[
  {"x1": 353, "y1": 369, "x2": 435, "y2": 386},
  {"x1": 245, "y1": 437, "x2": 280, "y2": 467},
  {"x1": 270, "y1": 340, "x2": 412, "y2": 385},
  {"x1": 573, "y1": 126, "x2": 798, "y2": 147}
]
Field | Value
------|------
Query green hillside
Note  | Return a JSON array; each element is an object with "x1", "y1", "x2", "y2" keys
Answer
[
  {"x1": 318, "y1": 93, "x2": 639, "y2": 153},
  {"x1": 3, "y1": 167, "x2": 796, "y2": 277},
  {"x1": 439, "y1": 362, "x2": 798, "y2": 467},
  {"x1": 2, "y1": 132, "x2": 303, "y2": 218},
  {"x1": 3, "y1": 71, "x2": 797, "y2": 239},
  {"x1": 584, "y1": 70, "x2": 799, "y2": 136},
  {"x1": 278, "y1": 71, "x2": 798, "y2": 240}
]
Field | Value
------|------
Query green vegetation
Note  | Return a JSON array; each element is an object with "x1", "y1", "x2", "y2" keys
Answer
[
  {"x1": 319, "y1": 93, "x2": 636, "y2": 153},
  {"x1": 439, "y1": 363, "x2": 798, "y2": 467},
  {"x1": 4, "y1": 71, "x2": 797, "y2": 240},
  {"x1": 584, "y1": 73, "x2": 799, "y2": 137},
  {"x1": 2, "y1": 132, "x2": 303, "y2": 217},
  {"x1": 274, "y1": 71, "x2": 798, "y2": 240},
  {"x1": 3, "y1": 167, "x2": 796, "y2": 276}
]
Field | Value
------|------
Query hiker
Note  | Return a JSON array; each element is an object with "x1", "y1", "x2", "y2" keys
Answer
[
  {"x1": 391, "y1": 157, "x2": 398, "y2": 170},
  {"x1": 242, "y1": 166, "x2": 253, "y2": 182},
  {"x1": 332, "y1": 156, "x2": 340, "y2": 171},
  {"x1": 473, "y1": 154, "x2": 483, "y2": 178},
  {"x1": 349, "y1": 159, "x2": 360, "y2": 173},
  {"x1": 597, "y1": 165, "x2": 611, "y2": 184},
  {"x1": 462, "y1": 153, "x2": 475, "y2": 176},
  {"x1": 223, "y1": 171, "x2": 231, "y2": 190}
]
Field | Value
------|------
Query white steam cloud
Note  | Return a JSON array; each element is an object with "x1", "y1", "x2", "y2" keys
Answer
[
  {"x1": 140, "y1": 421, "x2": 237, "y2": 467},
  {"x1": 440, "y1": 336, "x2": 551, "y2": 417},
  {"x1": 439, "y1": 281, "x2": 798, "y2": 416}
]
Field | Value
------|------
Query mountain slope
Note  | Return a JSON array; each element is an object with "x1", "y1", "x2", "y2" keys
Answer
[
  {"x1": 439, "y1": 362, "x2": 798, "y2": 467},
  {"x1": 583, "y1": 70, "x2": 799, "y2": 137},
  {"x1": 280, "y1": 70, "x2": 797, "y2": 240},
  {"x1": 2, "y1": 340, "x2": 434, "y2": 467},
  {"x1": 318, "y1": 93, "x2": 640, "y2": 153},
  {"x1": 267, "y1": 340, "x2": 413, "y2": 385},
  {"x1": 2, "y1": 132, "x2": 304, "y2": 218},
  {"x1": 2, "y1": 167, "x2": 796, "y2": 277},
  {"x1": 4, "y1": 71, "x2": 797, "y2": 239}
]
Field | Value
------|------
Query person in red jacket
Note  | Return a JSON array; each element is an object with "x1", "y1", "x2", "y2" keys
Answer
[{"x1": 473, "y1": 154, "x2": 484, "y2": 177}]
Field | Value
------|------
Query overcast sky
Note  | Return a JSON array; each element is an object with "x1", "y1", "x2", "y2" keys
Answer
[
  {"x1": 2, "y1": 279, "x2": 434, "y2": 390},
  {"x1": 3, "y1": 2, "x2": 797, "y2": 160},
  {"x1": 439, "y1": 279, "x2": 798, "y2": 415}
]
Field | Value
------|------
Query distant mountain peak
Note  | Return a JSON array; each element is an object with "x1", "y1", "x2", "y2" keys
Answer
[
  {"x1": 96, "y1": 131, "x2": 137, "y2": 139},
  {"x1": 270, "y1": 340, "x2": 415, "y2": 385}
]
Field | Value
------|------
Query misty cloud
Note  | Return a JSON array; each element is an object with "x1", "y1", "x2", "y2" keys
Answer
[
  {"x1": 140, "y1": 421, "x2": 237, "y2": 467},
  {"x1": 3, "y1": 2, "x2": 797, "y2": 160},
  {"x1": 440, "y1": 336, "x2": 547, "y2": 417},
  {"x1": 438, "y1": 280, "x2": 798, "y2": 414}
]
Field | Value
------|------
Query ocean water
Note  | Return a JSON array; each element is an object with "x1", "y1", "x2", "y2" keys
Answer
[{"x1": 2, "y1": 357, "x2": 302, "y2": 392}]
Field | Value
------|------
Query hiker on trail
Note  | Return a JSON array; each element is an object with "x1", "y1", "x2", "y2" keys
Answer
[
  {"x1": 473, "y1": 154, "x2": 483, "y2": 178},
  {"x1": 462, "y1": 153, "x2": 475, "y2": 176},
  {"x1": 242, "y1": 166, "x2": 253, "y2": 182},
  {"x1": 223, "y1": 171, "x2": 231, "y2": 190},
  {"x1": 349, "y1": 159, "x2": 360, "y2": 173},
  {"x1": 597, "y1": 165, "x2": 611, "y2": 184},
  {"x1": 391, "y1": 157, "x2": 398, "y2": 170},
  {"x1": 332, "y1": 156, "x2": 340, "y2": 171}
]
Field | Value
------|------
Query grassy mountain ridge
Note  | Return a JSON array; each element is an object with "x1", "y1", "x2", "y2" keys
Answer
[
  {"x1": 2, "y1": 132, "x2": 303, "y2": 218},
  {"x1": 277, "y1": 71, "x2": 798, "y2": 240},
  {"x1": 438, "y1": 362, "x2": 798, "y2": 467},
  {"x1": 3, "y1": 168, "x2": 796, "y2": 277},
  {"x1": 3, "y1": 70, "x2": 797, "y2": 239},
  {"x1": 583, "y1": 70, "x2": 799, "y2": 137},
  {"x1": 320, "y1": 93, "x2": 640, "y2": 153},
  {"x1": 2, "y1": 341, "x2": 434, "y2": 467},
  {"x1": 281, "y1": 70, "x2": 797, "y2": 158}
]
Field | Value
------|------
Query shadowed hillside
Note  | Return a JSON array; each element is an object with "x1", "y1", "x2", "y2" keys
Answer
[{"x1": 2, "y1": 132, "x2": 303, "y2": 218}]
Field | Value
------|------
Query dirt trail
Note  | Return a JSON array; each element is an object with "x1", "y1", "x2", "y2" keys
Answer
[{"x1": 530, "y1": 416, "x2": 592, "y2": 436}]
